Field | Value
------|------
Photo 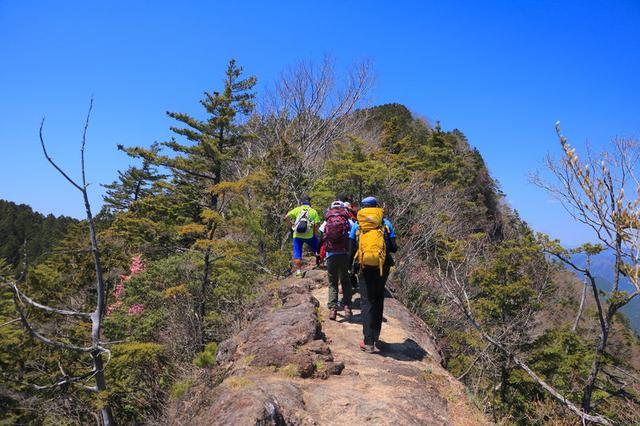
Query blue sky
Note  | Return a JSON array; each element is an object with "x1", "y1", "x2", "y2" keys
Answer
[{"x1": 1, "y1": 0, "x2": 638, "y2": 246}]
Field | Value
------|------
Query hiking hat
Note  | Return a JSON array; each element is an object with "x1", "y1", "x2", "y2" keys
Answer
[
  {"x1": 330, "y1": 200, "x2": 344, "y2": 209},
  {"x1": 301, "y1": 195, "x2": 311, "y2": 205},
  {"x1": 361, "y1": 196, "x2": 378, "y2": 207}
]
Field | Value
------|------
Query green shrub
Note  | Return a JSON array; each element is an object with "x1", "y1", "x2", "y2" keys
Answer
[
  {"x1": 193, "y1": 342, "x2": 218, "y2": 368},
  {"x1": 170, "y1": 379, "x2": 194, "y2": 400}
]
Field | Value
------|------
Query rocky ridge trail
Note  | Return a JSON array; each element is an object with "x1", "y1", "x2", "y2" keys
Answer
[{"x1": 167, "y1": 268, "x2": 489, "y2": 425}]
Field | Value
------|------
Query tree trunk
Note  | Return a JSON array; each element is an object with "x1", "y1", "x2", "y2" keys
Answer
[
  {"x1": 92, "y1": 350, "x2": 115, "y2": 425},
  {"x1": 199, "y1": 247, "x2": 211, "y2": 351},
  {"x1": 84, "y1": 188, "x2": 115, "y2": 424},
  {"x1": 572, "y1": 280, "x2": 588, "y2": 332},
  {"x1": 581, "y1": 304, "x2": 615, "y2": 413}
]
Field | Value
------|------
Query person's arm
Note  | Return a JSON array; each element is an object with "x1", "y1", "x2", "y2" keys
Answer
[
  {"x1": 348, "y1": 238, "x2": 357, "y2": 259},
  {"x1": 312, "y1": 210, "x2": 321, "y2": 237},
  {"x1": 318, "y1": 221, "x2": 326, "y2": 241},
  {"x1": 284, "y1": 207, "x2": 297, "y2": 227},
  {"x1": 348, "y1": 238, "x2": 359, "y2": 275},
  {"x1": 387, "y1": 236, "x2": 398, "y2": 253},
  {"x1": 385, "y1": 219, "x2": 398, "y2": 253},
  {"x1": 348, "y1": 223, "x2": 358, "y2": 271}
]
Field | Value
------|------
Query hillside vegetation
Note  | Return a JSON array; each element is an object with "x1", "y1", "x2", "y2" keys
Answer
[
  {"x1": 0, "y1": 199, "x2": 77, "y2": 269},
  {"x1": 1, "y1": 59, "x2": 638, "y2": 425}
]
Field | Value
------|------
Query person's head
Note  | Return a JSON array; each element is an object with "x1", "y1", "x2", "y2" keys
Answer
[
  {"x1": 300, "y1": 195, "x2": 311, "y2": 206},
  {"x1": 336, "y1": 192, "x2": 351, "y2": 203},
  {"x1": 361, "y1": 196, "x2": 378, "y2": 208}
]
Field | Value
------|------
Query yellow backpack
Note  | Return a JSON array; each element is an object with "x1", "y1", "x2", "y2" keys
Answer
[{"x1": 355, "y1": 207, "x2": 386, "y2": 276}]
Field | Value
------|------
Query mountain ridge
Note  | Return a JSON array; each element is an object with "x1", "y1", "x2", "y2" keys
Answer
[{"x1": 166, "y1": 266, "x2": 488, "y2": 425}]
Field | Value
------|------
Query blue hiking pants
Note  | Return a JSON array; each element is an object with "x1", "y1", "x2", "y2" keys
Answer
[{"x1": 292, "y1": 235, "x2": 319, "y2": 260}]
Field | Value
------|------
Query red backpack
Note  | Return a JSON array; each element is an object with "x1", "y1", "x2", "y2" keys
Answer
[{"x1": 323, "y1": 208, "x2": 351, "y2": 252}]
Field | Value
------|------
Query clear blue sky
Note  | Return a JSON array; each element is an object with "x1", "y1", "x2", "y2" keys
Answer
[{"x1": 1, "y1": 0, "x2": 638, "y2": 246}]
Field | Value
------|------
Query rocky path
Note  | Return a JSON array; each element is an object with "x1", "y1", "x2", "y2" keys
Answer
[
  {"x1": 167, "y1": 267, "x2": 489, "y2": 426},
  {"x1": 303, "y1": 272, "x2": 486, "y2": 425}
]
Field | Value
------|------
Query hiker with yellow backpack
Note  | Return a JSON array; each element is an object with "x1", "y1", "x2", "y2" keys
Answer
[{"x1": 348, "y1": 196, "x2": 397, "y2": 353}]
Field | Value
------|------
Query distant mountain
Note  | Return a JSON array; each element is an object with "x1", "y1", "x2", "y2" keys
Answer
[
  {"x1": 0, "y1": 199, "x2": 78, "y2": 269},
  {"x1": 572, "y1": 250, "x2": 639, "y2": 334},
  {"x1": 593, "y1": 276, "x2": 640, "y2": 335}
]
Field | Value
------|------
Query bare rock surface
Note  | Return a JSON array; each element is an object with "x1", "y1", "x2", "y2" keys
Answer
[{"x1": 166, "y1": 267, "x2": 489, "y2": 425}]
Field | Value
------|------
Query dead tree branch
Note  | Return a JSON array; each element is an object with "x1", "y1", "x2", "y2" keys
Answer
[
  {"x1": 436, "y1": 256, "x2": 614, "y2": 426},
  {"x1": 9, "y1": 98, "x2": 116, "y2": 425}
]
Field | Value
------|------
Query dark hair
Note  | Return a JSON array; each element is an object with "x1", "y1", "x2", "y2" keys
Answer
[
  {"x1": 300, "y1": 195, "x2": 311, "y2": 205},
  {"x1": 336, "y1": 192, "x2": 351, "y2": 203}
]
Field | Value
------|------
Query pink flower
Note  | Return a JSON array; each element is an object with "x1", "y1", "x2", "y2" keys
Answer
[
  {"x1": 129, "y1": 255, "x2": 145, "y2": 276},
  {"x1": 113, "y1": 282, "x2": 126, "y2": 300},
  {"x1": 127, "y1": 304, "x2": 145, "y2": 316},
  {"x1": 106, "y1": 300, "x2": 123, "y2": 315},
  {"x1": 106, "y1": 255, "x2": 146, "y2": 316}
]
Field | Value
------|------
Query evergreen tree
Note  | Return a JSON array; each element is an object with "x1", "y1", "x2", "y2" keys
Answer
[
  {"x1": 0, "y1": 200, "x2": 77, "y2": 268},
  {"x1": 103, "y1": 143, "x2": 164, "y2": 212},
  {"x1": 471, "y1": 236, "x2": 548, "y2": 418},
  {"x1": 121, "y1": 59, "x2": 256, "y2": 349},
  {"x1": 322, "y1": 135, "x2": 388, "y2": 202}
]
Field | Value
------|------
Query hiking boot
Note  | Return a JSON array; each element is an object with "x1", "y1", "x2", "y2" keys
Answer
[
  {"x1": 343, "y1": 305, "x2": 352, "y2": 319},
  {"x1": 295, "y1": 270, "x2": 304, "y2": 278},
  {"x1": 329, "y1": 308, "x2": 337, "y2": 321},
  {"x1": 359, "y1": 340, "x2": 374, "y2": 353}
]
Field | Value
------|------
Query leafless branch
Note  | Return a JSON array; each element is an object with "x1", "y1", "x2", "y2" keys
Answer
[
  {"x1": 573, "y1": 279, "x2": 588, "y2": 331},
  {"x1": 0, "y1": 317, "x2": 20, "y2": 328},
  {"x1": 3, "y1": 279, "x2": 92, "y2": 318},
  {"x1": 436, "y1": 256, "x2": 614, "y2": 426},
  {"x1": 39, "y1": 119, "x2": 83, "y2": 191},
  {"x1": 80, "y1": 97, "x2": 93, "y2": 189},
  {"x1": 27, "y1": 100, "x2": 116, "y2": 424}
]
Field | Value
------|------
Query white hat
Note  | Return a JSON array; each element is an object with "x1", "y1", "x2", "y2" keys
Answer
[{"x1": 330, "y1": 200, "x2": 344, "y2": 209}]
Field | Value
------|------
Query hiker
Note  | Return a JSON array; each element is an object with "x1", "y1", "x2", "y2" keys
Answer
[
  {"x1": 337, "y1": 194, "x2": 358, "y2": 223},
  {"x1": 284, "y1": 196, "x2": 321, "y2": 278},
  {"x1": 349, "y1": 196, "x2": 397, "y2": 353},
  {"x1": 332, "y1": 194, "x2": 359, "y2": 294},
  {"x1": 319, "y1": 200, "x2": 353, "y2": 320}
]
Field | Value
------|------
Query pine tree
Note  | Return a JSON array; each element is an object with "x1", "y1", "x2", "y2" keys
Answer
[
  {"x1": 121, "y1": 59, "x2": 256, "y2": 349},
  {"x1": 470, "y1": 236, "x2": 549, "y2": 417},
  {"x1": 103, "y1": 143, "x2": 164, "y2": 212},
  {"x1": 322, "y1": 136, "x2": 388, "y2": 202}
]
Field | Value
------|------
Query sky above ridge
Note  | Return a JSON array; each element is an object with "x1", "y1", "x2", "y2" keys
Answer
[{"x1": 1, "y1": 0, "x2": 638, "y2": 246}]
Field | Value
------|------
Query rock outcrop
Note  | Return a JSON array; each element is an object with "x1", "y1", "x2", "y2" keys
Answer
[{"x1": 166, "y1": 268, "x2": 489, "y2": 425}]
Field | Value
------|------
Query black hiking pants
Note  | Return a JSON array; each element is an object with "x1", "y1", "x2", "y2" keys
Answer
[{"x1": 359, "y1": 266, "x2": 388, "y2": 345}]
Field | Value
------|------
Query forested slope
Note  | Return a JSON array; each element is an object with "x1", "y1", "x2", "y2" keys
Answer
[{"x1": 0, "y1": 199, "x2": 77, "y2": 268}]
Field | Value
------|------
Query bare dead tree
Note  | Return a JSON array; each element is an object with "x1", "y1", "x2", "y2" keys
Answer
[
  {"x1": 534, "y1": 123, "x2": 640, "y2": 415},
  {"x1": 1, "y1": 99, "x2": 115, "y2": 425},
  {"x1": 246, "y1": 56, "x2": 374, "y2": 201},
  {"x1": 573, "y1": 278, "x2": 588, "y2": 332},
  {"x1": 384, "y1": 175, "x2": 474, "y2": 266}
]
